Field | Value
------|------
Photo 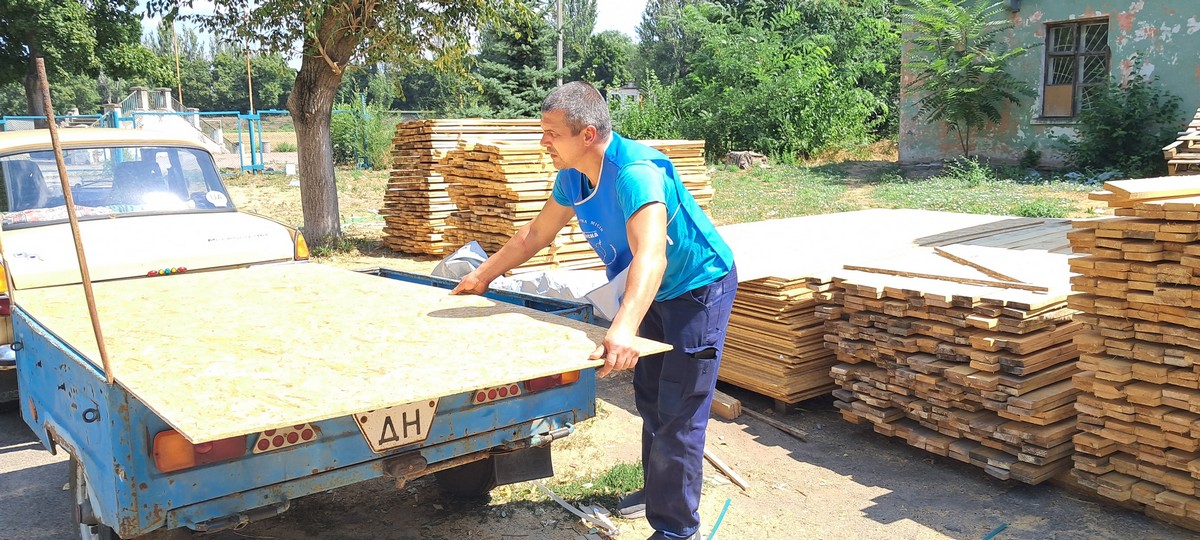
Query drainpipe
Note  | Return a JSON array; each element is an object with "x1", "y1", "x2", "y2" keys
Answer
[{"x1": 1009, "y1": 0, "x2": 1020, "y2": 11}]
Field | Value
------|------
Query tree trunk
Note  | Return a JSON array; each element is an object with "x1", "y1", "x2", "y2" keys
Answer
[{"x1": 286, "y1": 6, "x2": 363, "y2": 246}]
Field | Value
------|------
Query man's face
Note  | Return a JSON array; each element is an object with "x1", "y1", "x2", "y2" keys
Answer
[{"x1": 540, "y1": 109, "x2": 593, "y2": 170}]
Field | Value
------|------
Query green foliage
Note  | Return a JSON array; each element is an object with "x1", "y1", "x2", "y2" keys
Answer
[
  {"x1": 609, "y1": 72, "x2": 681, "y2": 140},
  {"x1": 275, "y1": 142, "x2": 297, "y2": 152},
  {"x1": 544, "y1": 462, "x2": 644, "y2": 503},
  {"x1": 563, "y1": 0, "x2": 598, "y2": 79},
  {"x1": 675, "y1": 3, "x2": 880, "y2": 160},
  {"x1": 581, "y1": 31, "x2": 635, "y2": 91},
  {"x1": 474, "y1": 0, "x2": 559, "y2": 118},
  {"x1": 903, "y1": 0, "x2": 1035, "y2": 156},
  {"x1": 1056, "y1": 69, "x2": 1183, "y2": 178},
  {"x1": 635, "y1": 0, "x2": 699, "y2": 86},
  {"x1": 1012, "y1": 198, "x2": 1071, "y2": 218},
  {"x1": 1020, "y1": 146, "x2": 1042, "y2": 170},
  {"x1": 331, "y1": 97, "x2": 398, "y2": 170},
  {"x1": 0, "y1": 0, "x2": 164, "y2": 115}
]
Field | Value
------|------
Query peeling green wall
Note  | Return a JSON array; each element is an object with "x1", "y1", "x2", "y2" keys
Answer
[{"x1": 899, "y1": 0, "x2": 1200, "y2": 167}]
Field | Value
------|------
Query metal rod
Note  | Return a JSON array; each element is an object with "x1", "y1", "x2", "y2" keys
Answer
[{"x1": 35, "y1": 58, "x2": 114, "y2": 384}]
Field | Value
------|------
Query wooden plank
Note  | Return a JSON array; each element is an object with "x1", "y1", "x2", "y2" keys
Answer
[
  {"x1": 842, "y1": 263, "x2": 1050, "y2": 293},
  {"x1": 710, "y1": 389, "x2": 742, "y2": 420},
  {"x1": 16, "y1": 263, "x2": 670, "y2": 443}
]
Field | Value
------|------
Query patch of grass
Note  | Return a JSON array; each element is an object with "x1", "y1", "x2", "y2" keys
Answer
[
  {"x1": 708, "y1": 164, "x2": 861, "y2": 225},
  {"x1": 275, "y1": 142, "x2": 297, "y2": 152},
  {"x1": 492, "y1": 462, "x2": 644, "y2": 509},
  {"x1": 869, "y1": 161, "x2": 1094, "y2": 217}
]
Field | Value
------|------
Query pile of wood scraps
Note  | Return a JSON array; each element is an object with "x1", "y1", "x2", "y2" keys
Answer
[
  {"x1": 1163, "y1": 108, "x2": 1200, "y2": 176},
  {"x1": 715, "y1": 210, "x2": 1063, "y2": 409},
  {"x1": 817, "y1": 219, "x2": 1080, "y2": 484},
  {"x1": 1070, "y1": 177, "x2": 1200, "y2": 524},
  {"x1": 380, "y1": 119, "x2": 544, "y2": 255}
]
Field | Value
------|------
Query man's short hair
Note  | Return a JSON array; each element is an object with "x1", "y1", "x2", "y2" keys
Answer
[{"x1": 541, "y1": 81, "x2": 612, "y2": 141}]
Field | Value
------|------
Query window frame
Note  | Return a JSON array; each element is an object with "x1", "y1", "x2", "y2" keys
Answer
[{"x1": 1041, "y1": 18, "x2": 1111, "y2": 119}]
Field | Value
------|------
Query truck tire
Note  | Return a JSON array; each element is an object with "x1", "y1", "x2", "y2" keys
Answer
[
  {"x1": 434, "y1": 456, "x2": 497, "y2": 498},
  {"x1": 69, "y1": 457, "x2": 194, "y2": 539}
]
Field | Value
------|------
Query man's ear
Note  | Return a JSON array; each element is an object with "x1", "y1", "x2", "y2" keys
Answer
[{"x1": 582, "y1": 125, "x2": 598, "y2": 146}]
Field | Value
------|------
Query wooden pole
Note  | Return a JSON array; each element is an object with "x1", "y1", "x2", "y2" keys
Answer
[
  {"x1": 172, "y1": 15, "x2": 184, "y2": 106},
  {"x1": 34, "y1": 58, "x2": 114, "y2": 384}
]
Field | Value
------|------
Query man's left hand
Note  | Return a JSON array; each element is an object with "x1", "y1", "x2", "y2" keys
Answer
[{"x1": 590, "y1": 327, "x2": 639, "y2": 378}]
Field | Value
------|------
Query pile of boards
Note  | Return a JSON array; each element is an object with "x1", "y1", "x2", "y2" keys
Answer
[
  {"x1": 714, "y1": 210, "x2": 1072, "y2": 416},
  {"x1": 380, "y1": 119, "x2": 543, "y2": 255},
  {"x1": 1069, "y1": 177, "x2": 1200, "y2": 524},
  {"x1": 817, "y1": 218, "x2": 1079, "y2": 484},
  {"x1": 1163, "y1": 108, "x2": 1200, "y2": 176},
  {"x1": 436, "y1": 139, "x2": 714, "y2": 275}
]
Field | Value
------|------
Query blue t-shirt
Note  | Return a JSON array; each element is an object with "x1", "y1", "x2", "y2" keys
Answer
[{"x1": 551, "y1": 133, "x2": 734, "y2": 301}]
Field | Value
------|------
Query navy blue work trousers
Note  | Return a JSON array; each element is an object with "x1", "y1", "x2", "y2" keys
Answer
[{"x1": 634, "y1": 265, "x2": 738, "y2": 539}]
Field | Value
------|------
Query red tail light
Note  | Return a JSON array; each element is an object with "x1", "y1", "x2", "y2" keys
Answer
[
  {"x1": 153, "y1": 430, "x2": 247, "y2": 473},
  {"x1": 0, "y1": 296, "x2": 10, "y2": 317},
  {"x1": 523, "y1": 371, "x2": 581, "y2": 393}
]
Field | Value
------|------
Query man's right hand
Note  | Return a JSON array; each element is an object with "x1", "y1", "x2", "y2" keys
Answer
[{"x1": 450, "y1": 271, "x2": 490, "y2": 295}]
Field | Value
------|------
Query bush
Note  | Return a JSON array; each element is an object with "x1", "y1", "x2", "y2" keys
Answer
[
  {"x1": 609, "y1": 72, "x2": 682, "y2": 140},
  {"x1": 331, "y1": 96, "x2": 398, "y2": 170},
  {"x1": 275, "y1": 142, "x2": 297, "y2": 152},
  {"x1": 674, "y1": 4, "x2": 880, "y2": 161},
  {"x1": 1057, "y1": 68, "x2": 1182, "y2": 178}
]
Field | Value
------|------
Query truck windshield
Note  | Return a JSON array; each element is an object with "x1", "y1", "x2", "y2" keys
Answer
[{"x1": 0, "y1": 146, "x2": 234, "y2": 229}]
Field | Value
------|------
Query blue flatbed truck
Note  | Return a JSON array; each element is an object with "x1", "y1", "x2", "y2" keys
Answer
[{"x1": 0, "y1": 129, "x2": 603, "y2": 539}]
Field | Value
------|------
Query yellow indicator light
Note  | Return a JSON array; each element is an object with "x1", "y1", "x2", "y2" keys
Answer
[{"x1": 294, "y1": 231, "x2": 310, "y2": 260}]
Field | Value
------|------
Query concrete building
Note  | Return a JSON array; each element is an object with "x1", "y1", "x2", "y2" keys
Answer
[{"x1": 899, "y1": 1, "x2": 1200, "y2": 167}]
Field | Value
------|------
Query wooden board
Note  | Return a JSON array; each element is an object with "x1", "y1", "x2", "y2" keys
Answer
[{"x1": 16, "y1": 263, "x2": 670, "y2": 443}]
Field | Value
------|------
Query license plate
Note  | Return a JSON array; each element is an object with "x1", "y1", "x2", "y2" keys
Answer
[{"x1": 354, "y1": 399, "x2": 439, "y2": 453}]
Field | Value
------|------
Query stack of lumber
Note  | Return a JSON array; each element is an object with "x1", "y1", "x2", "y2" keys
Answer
[
  {"x1": 437, "y1": 139, "x2": 715, "y2": 275},
  {"x1": 380, "y1": 119, "x2": 544, "y2": 255},
  {"x1": 1070, "y1": 177, "x2": 1200, "y2": 524},
  {"x1": 641, "y1": 140, "x2": 714, "y2": 207},
  {"x1": 715, "y1": 210, "x2": 1064, "y2": 409},
  {"x1": 1163, "y1": 108, "x2": 1200, "y2": 176},
  {"x1": 819, "y1": 221, "x2": 1079, "y2": 485}
]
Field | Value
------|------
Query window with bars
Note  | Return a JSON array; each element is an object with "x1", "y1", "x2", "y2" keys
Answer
[{"x1": 1042, "y1": 20, "x2": 1110, "y2": 118}]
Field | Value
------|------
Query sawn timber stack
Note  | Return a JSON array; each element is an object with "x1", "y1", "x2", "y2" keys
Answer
[
  {"x1": 381, "y1": 119, "x2": 543, "y2": 255},
  {"x1": 715, "y1": 210, "x2": 1068, "y2": 409},
  {"x1": 437, "y1": 139, "x2": 714, "y2": 275},
  {"x1": 1070, "y1": 177, "x2": 1200, "y2": 527},
  {"x1": 821, "y1": 226, "x2": 1079, "y2": 485}
]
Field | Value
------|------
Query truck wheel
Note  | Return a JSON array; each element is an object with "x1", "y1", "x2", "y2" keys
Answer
[
  {"x1": 69, "y1": 457, "x2": 194, "y2": 539},
  {"x1": 434, "y1": 456, "x2": 497, "y2": 498},
  {"x1": 70, "y1": 457, "x2": 119, "y2": 540}
]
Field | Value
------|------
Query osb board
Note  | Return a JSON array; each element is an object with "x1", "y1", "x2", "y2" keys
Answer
[
  {"x1": 16, "y1": 263, "x2": 670, "y2": 443},
  {"x1": 717, "y1": 209, "x2": 1011, "y2": 283}
]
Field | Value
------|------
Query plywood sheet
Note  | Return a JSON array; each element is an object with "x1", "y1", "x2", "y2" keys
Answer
[
  {"x1": 717, "y1": 209, "x2": 1011, "y2": 282},
  {"x1": 16, "y1": 263, "x2": 670, "y2": 443}
]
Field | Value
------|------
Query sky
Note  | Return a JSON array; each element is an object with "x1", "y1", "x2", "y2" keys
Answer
[{"x1": 141, "y1": 1, "x2": 647, "y2": 41}]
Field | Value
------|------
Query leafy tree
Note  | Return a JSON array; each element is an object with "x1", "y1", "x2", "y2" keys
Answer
[
  {"x1": 562, "y1": 0, "x2": 597, "y2": 77},
  {"x1": 150, "y1": 0, "x2": 514, "y2": 245},
  {"x1": 635, "y1": 0, "x2": 699, "y2": 85},
  {"x1": 610, "y1": 71, "x2": 681, "y2": 140},
  {"x1": 474, "y1": 0, "x2": 559, "y2": 118},
  {"x1": 675, "y1": 3, "x2": 880, "y2": 159},
  {"x1": 580, "y1": 31, "x2": 634, "y2": 90},
  {"x1": 903, "y1": 0, "x2": 1034, "y2": 156},
  {"x1": 0, "y1": 0, "x2": 164, "y2": 117}
]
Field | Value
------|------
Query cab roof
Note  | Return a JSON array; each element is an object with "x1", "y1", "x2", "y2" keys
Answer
[{"x1": 0, "y1": 128, "x2": 207, "y2": 156}]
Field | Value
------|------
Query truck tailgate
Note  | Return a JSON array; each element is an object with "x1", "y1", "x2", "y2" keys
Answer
[{"x1": 14, "y1": 263, "x2": 669, "y2": 443}]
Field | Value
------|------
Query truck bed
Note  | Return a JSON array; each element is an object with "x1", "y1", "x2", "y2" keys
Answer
[{"x1": 15, "y1": 263, "x2": 668, "y2": 443}]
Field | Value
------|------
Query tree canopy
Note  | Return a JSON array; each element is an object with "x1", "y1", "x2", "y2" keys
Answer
[
  {"x1": 149, "y1": 0, "x2": 516, "y2": 244},
  {"x1": 0, "y1": 0, "x2": 163, "y2": 116}
]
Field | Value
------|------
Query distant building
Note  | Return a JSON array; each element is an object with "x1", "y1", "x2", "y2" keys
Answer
[{"x1": 900, "y1": 0, "x2": 1200, "y2": 167}]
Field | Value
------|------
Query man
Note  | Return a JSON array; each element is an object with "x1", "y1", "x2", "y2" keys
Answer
[{"x1": 452, "y1": 81, "x2": 736, "y2": 540}]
